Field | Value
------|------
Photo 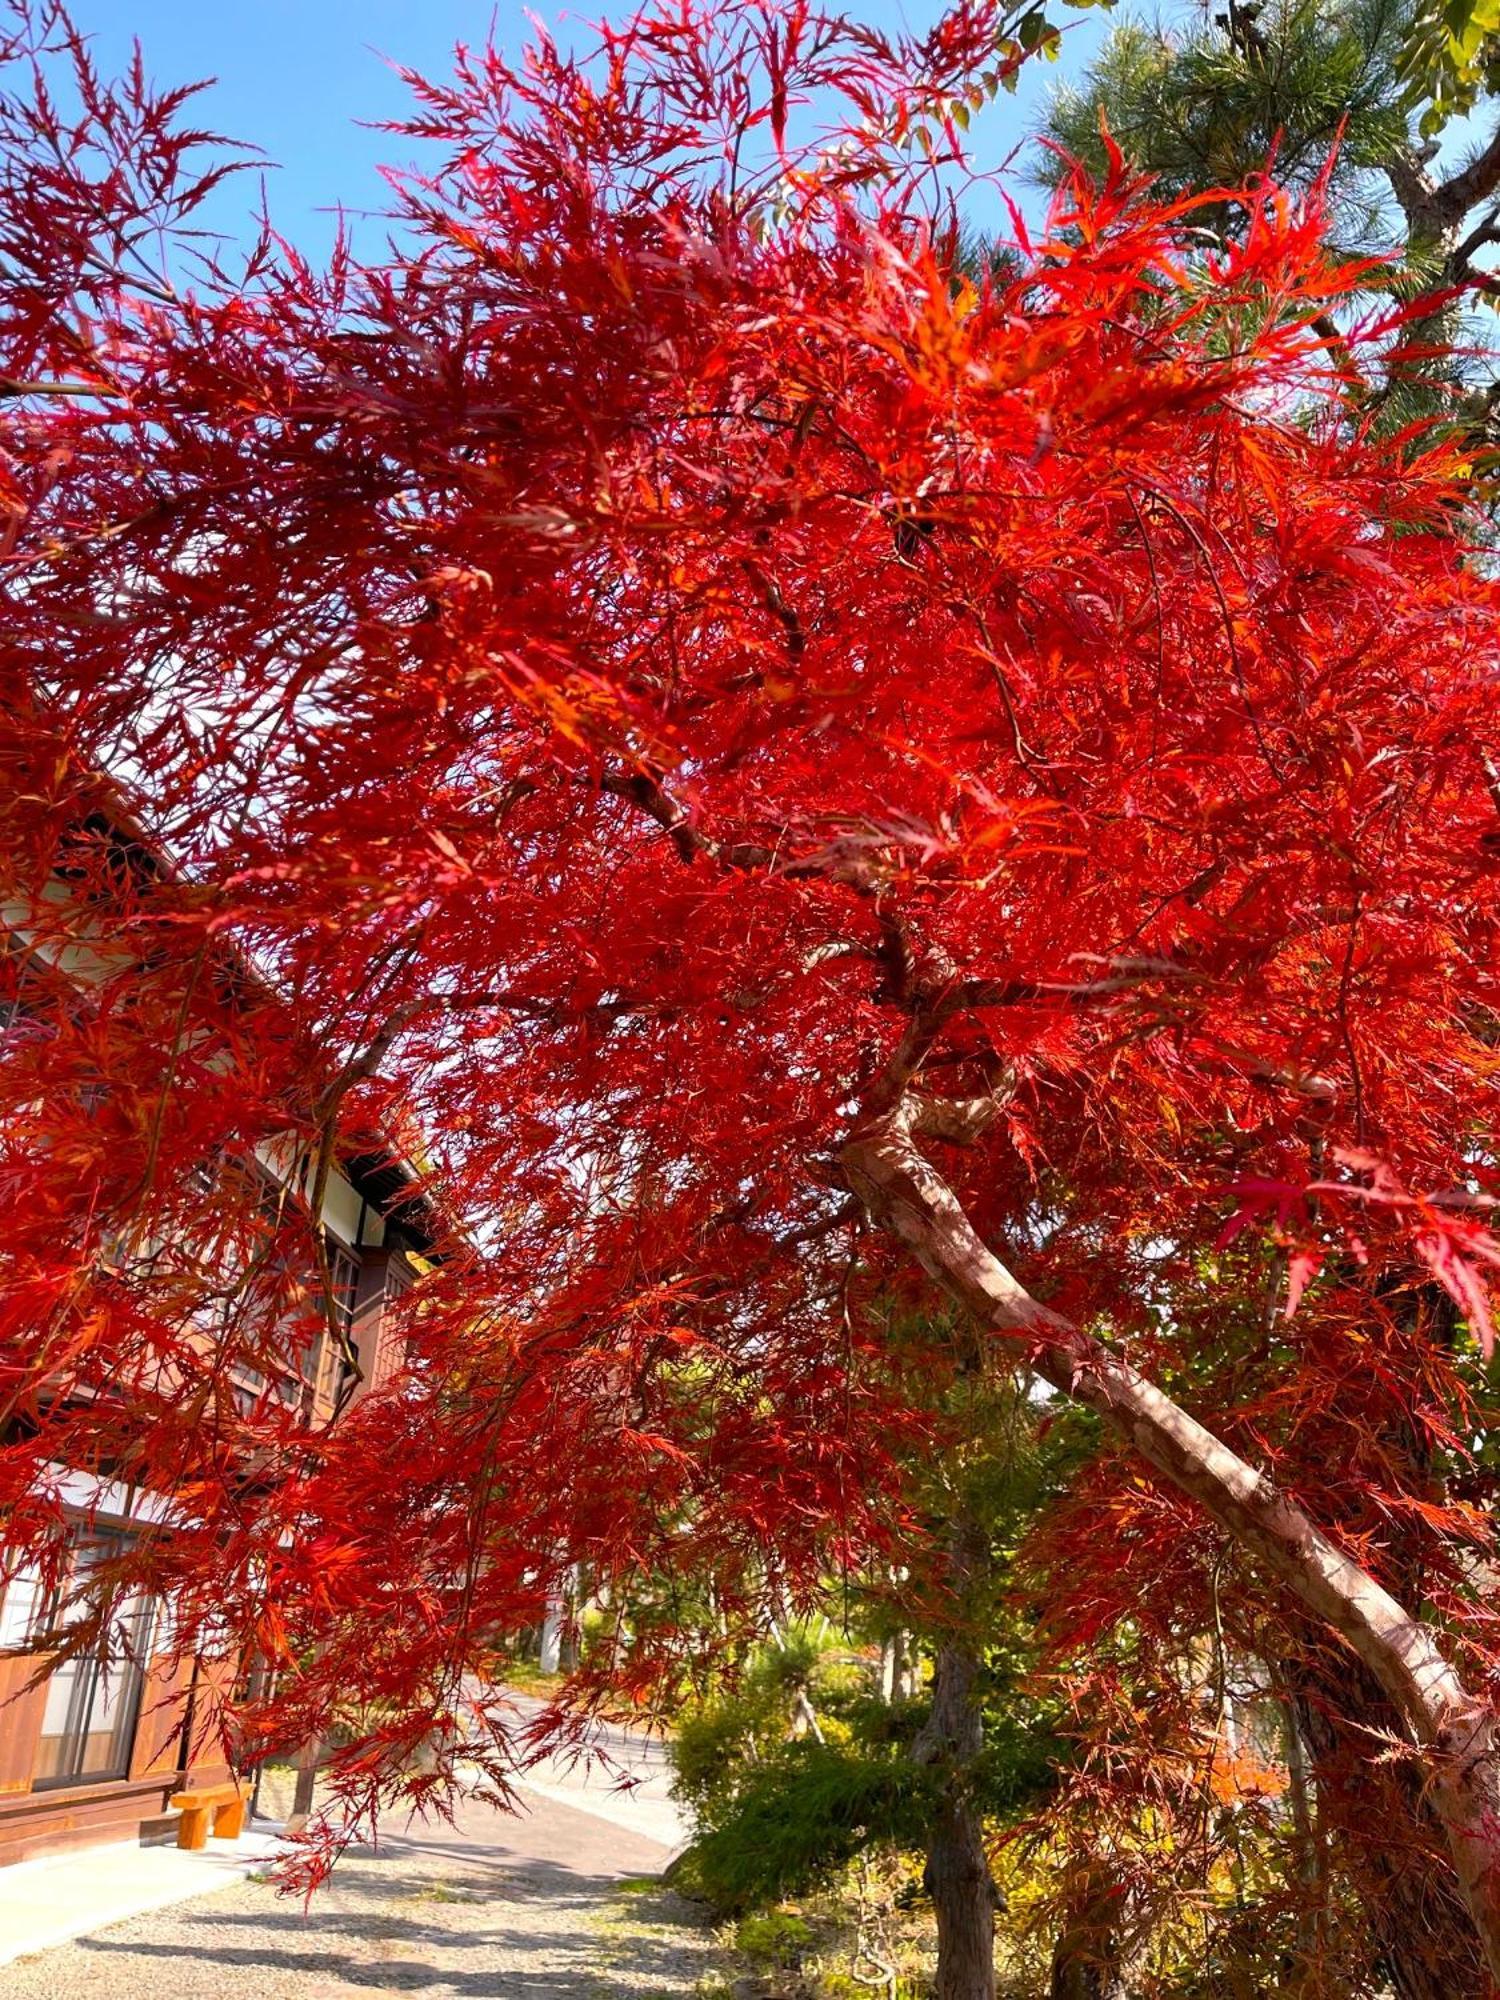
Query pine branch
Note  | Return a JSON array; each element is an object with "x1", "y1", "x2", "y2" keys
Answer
[{"x1": 1433, "y1": 123, "x2": 1500, "y2": 233}]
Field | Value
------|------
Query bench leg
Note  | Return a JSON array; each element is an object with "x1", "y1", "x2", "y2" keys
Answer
[
  {"x1": 212, "y1": 1796, "x2": 245, "y2": 1841},
  {"x1": 176, "y1": 1805, "x2": 209, "y2": 1851}
]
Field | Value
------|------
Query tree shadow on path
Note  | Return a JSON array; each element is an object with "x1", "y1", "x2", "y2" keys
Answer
[{"x1": 71, "y1": 1861, "x2": 720, "y2": 1997}]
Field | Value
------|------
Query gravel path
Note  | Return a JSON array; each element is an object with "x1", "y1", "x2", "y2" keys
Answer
[{"x1": 0, "y1": 1791, "x2": 731, "y2": 1999}]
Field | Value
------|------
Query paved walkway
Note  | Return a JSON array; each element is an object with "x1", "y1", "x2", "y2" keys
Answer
[
  {"x1": 0, "y1": 1830, "x2": 284, "y2": 1967},
  {"x1": 499, "y1": 1693, "x2": 685, "y2": 1853},
  {"x1": 0, "y1": 1790, "x2": 724, "y2": 1997}
]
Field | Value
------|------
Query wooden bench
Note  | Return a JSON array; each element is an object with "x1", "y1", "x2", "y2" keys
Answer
[{"x1": 169, "y1": 1783, "x2": 246, "y2": 1851}]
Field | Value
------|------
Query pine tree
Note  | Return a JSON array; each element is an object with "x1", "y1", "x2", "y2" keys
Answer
[{"x1": 1040, "y1": 0, "x2": 1500, "y2": 423}]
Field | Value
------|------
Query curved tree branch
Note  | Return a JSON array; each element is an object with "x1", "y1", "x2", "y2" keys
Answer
[{"x1": 841, "y1": 1097, "x2": 1500, "y2": 1982}]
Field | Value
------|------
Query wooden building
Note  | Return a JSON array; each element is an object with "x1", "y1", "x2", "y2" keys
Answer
[
  {"x1": 0, "y1": 808, "x2": 438, "y2": 1864},
  {"x1": 0, "y1": 1152, "x2": 434, "y2": 1865}
]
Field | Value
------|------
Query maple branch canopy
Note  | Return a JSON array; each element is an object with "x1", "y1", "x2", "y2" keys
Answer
[{"x1": 4, "y1": 0, "x2": 1500, "y2": 1891}]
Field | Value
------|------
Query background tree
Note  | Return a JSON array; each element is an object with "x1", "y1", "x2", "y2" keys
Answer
[
  {"x1": 1040, "y1": 9, "x2": 1500, "y2": 1986},
  {"x1": 1041, "y1": 0, "x2": 1500, "y2": 420},
  {"x1": 669, "y1": 1358, "x2": 1081, "y2": 1997}
]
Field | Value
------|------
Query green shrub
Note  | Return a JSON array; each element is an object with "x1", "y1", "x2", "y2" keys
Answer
[
  {"x1": 675, "y1": 1714, "x2": 1061, "y2": 1918},
  {"x1": 733, "y1": 1907, "x2": 816, "y2": 1967},
  {"x1": 674, "y1": 1739, "x2": 931, "y2": 1912}
]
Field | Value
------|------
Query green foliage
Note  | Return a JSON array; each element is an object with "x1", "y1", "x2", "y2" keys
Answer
[
  {"x1": 669, "y1": 1367, "x2": 1086, "y2": 1916},
  {"x1": 1035, "y1": 0, "x2": 1500, "y2": 436},
  {"x1": 673, "y1": 1672, "x2": 1062, "y2": 1913},
  {"x1": 1040, "y1": 0, "x2": 1415, "y2": 247},
  {"x1": 671, "y1": 1620, "x2": 852, "y2": 1828},
  {"x1": 496, "y1": 1655, "x2": 566, "y2": 1697},
  {"x1": 732, "y1": 1907, "x2": 816, "y2": 1966},
  {"x1": 1400, "y1": 0, "x2": 1500, "y2": 131},
  {"x1": 674, "y1": 1737, "x2": 931, "y2": 1912},
  {"x1": 817, "y1": 1980, "x2": 924, "y2": 2000}
]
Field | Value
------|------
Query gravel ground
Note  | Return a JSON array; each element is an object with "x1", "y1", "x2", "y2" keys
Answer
[{"x1": 0, "y1": 1791, "x2": 732, "y2": 1999}]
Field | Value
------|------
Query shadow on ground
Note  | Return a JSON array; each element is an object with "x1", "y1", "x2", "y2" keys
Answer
[{"x1": 68, "y1": 1870, "x2": 720, "y2": 1997}]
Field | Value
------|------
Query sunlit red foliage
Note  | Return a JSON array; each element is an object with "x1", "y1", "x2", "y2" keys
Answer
[{"x1": 3, "y1": 0, "x2": 1500, "y2": 1966}]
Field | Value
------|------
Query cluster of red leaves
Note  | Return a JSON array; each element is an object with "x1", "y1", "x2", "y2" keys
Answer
[{"x1": 2, "y1": 0, "x2": 1500, "y2": 1895}]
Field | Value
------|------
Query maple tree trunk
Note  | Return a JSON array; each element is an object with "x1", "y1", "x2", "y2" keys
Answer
[
  {"x1": 1048, "y1": 1860, "x2": 1135, "y2": 2000},
  {"x1": 290, "y1": 1734, "x2": 322, "y2": 1827},
  {"x1": 844, "y1": 1109, "x2": 1500, "y2": 1989},
  {"x1": 1289, "y1": 1666, "x2": 1486, "y2": 1998}
]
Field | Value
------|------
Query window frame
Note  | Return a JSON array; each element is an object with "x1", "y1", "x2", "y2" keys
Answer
[{"x1": 23, "y1": 1525, "x2": 157, "y2": 1794}]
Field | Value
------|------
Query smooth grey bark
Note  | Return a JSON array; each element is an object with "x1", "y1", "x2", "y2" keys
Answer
[{"x1": 843, "y1": 1099, "x2": 1500, "y2": 1989}]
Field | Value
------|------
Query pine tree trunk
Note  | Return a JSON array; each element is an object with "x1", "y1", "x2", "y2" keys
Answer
[
  {"x1": 927, "y1": 1776, "x2": 998, "y2": 2000},
  {"x1": 880, "y1": 1634, "x2": 897, "y2": 1701},
  {"x1": 538, "y1": 1595, "x2": 563, "y2": 1674},
  {"x1": 289, "y1": 1733, "x2": 321, "y2": 1826},
  {"x1": 1277, "y1": 1698, "x2": 1326, "y2": 1985},
  {"x1": 845, "y1": 1103, "x2": 1500, "y2": 1990},
  {"x1": 915, "y1": 1629, "x2": 997, "y2": 2000}
]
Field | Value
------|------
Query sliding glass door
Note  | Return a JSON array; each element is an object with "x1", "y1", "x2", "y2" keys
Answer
[{"x1": 31, "y1": 1531, "x2": 155, "y2": 1789}]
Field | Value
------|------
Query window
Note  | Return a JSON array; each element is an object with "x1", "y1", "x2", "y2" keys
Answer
[
  {"x1": 306, "y1": 1240, "x2": 361, "y2": 1408},
  {"x1": 0, "y1": 1566, "x2": 43, "y2": 1650},
  {"x1": 371, "y1": 1253, "x2": 414, "y2": 1390},
  {"x1": 29, "y1": 1530, "x2": 156, "y2": 1791}
]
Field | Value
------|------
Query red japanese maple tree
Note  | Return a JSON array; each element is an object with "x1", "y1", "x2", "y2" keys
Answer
[{"x1": 4, "y1": 0, "x2": 1500, "y2": 1981}]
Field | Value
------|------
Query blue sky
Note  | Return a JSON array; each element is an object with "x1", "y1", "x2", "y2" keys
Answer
[{"x1": 81, "y1": 2, "x2": 1112, "y2": 258}]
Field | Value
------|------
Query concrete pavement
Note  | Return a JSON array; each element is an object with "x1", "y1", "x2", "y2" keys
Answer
[
  {"x1": 500, "y1": 1691, "x2": 686, "y2": 1854},
  {"x1": 0, "y1": 1695, "x2": 697, "y2": 1987},
  {"x1": 0, "y1": 1788, "x2": 718, "y2": 1998},
  {"x1": 0, "y1": 1828, "x2": 285, "y2": 1969}
]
